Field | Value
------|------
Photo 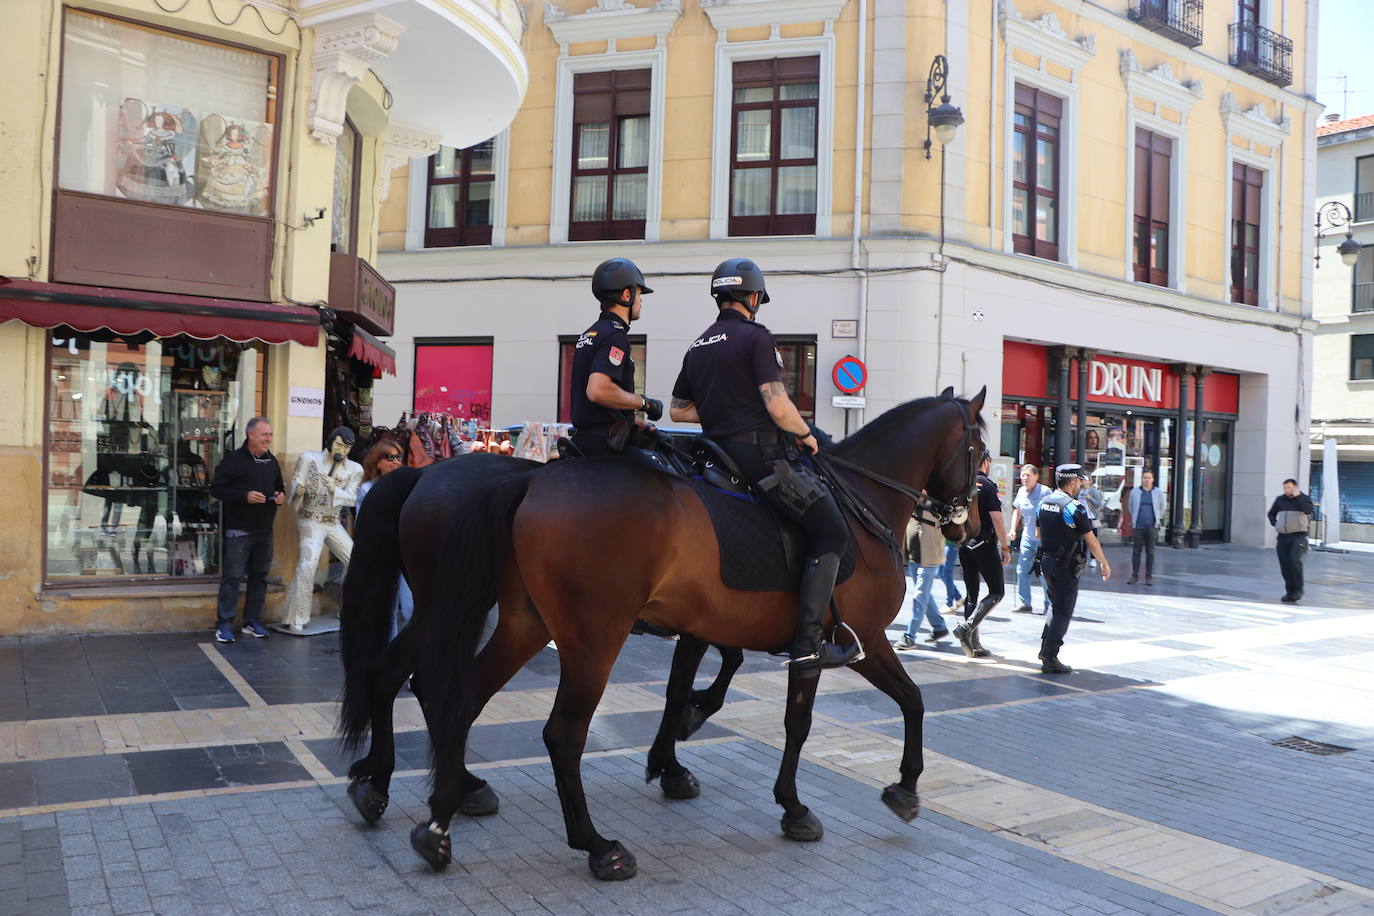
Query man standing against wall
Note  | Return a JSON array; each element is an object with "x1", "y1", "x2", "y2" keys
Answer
[
  {"x1": 210, "y1": 417, "x2": 283, "y2": 643},
  {"x1": 1268, "y1": 478, "x2": 1314, "y2": 603},
  {"x1": 1128, "y1": 470, "x2": 1166, "y2": 585}
]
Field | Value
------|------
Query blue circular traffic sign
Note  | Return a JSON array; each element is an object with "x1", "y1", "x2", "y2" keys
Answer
[{"x1": 832, "y1": 356, "x2": 867, "y2": 394}]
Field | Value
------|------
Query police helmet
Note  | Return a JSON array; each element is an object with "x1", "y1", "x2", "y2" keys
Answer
[
  {"x1": 710, "y1": 258, "x2": 771, "y2": 309},
  {"x1": 592, "y1": 258, "x2": 653, "y2": 305}
]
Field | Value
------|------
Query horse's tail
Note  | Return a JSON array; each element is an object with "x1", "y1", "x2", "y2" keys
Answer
[
  {"x1": 420, "y1": 457, "x2": 537, "y2": 774},
  {"x1": 338, "y1": 465, "x2": 423, "y2": 751}
]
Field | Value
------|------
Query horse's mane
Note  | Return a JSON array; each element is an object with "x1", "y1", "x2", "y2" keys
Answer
[{"x1": 831, "y1": 395, "x2": 985, "y2": 464}]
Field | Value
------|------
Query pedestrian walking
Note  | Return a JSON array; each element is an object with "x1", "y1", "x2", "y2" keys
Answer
[
  {"x1": 1079, "y1": 477, "x2": 1105, "y2": 568},
  {"x1": 1035, "y1": 465, "x2": 1111, "y2": 674},
  {"x1": 896, "y1": 512, "x2": 949, "y2": 649},
  {"x1": 357, "y1": 440, "x2": 415, "y2": 640},
  {"x1": 952, "y1": 451, "x2": 1010, "y2": 658},
  {"x1": 1009, "y1": 464, "x2": 1051, "y2": 615},
  {"x1": 1127, "y1": 469, "x2": 1166, "y2": 585},
  {"x1": 1268, "y1": 478, "x2": 1314, "y2": 603},
  {"x1": 938, "y1": 541, "x2": 964, "y2": 613},
  {"x1": 209, "y1": 417, "x2": 284, "y2": 644}
]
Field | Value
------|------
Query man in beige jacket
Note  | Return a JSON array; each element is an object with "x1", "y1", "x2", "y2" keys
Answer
[{"x1": 895, "y1": 509, "x2": 951, "y2": 649}]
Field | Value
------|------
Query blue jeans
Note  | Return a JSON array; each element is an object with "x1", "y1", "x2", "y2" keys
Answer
[
  {"x1": 1015, "y1": 533, "x2": 1049, "y2": 611},
  {"x1": 906, "y1": 562, "x2": 947, "y2": 637},
  {"x1": 389, "y1": 576, "x2": 415, "y2": 642},
  {"x1": 216, "y1": 531, "x2": 273, "y2": 628},
  {"x1": 938, "y1": 544, "x2": 963, "y2": 605}
]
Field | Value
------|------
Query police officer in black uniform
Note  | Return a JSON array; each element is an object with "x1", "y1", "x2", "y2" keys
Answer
[
  {"x1": 670, "y1": 258, "x2": 858, "y2": 677},
  {"x1": 1035, "y1": 464, "x2": 1111, "y2": 674},
  {"x1": 569, "y1": 258, "x2": 664, "y2": 457}
]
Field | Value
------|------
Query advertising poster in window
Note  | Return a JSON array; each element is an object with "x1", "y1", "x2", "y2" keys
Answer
[{"x1": 415, "y1": 345, "x2": 493, "y2": 423}]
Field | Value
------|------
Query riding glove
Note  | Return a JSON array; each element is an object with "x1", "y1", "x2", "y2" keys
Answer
[{"x1": 641, "y1": 397, "x2": 664, "y2": 422}]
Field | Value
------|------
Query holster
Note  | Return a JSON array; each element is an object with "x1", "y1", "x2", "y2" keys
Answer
[
  {"x1": 757, "y1": 459, "x2": 829, "y2": 519},
  {"x1": 1058, "y1": 546, "x2": 1088, "y2": 580},
  {"x1": 606, "y1": 418, "x2": 631, "y2": 452}
]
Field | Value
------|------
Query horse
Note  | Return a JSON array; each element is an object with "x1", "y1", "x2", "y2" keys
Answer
[{"x1": 338, "y1": 388, "x2": 987, "y2": 879}]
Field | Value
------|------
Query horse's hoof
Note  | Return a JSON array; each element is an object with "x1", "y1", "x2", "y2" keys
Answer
[
  {"x1": 409, "y1": 821, "x2": 452, "y2": 870},
  {"x1": 660, "y1": 769, "x2": 700, "y2": 800},
  {"x1": 676, "y1": 702, "x2": 709, "y2": 742},
  {"x1": 346, "y1": 779, "x2": 388, "y2": 825},
  {"x1": 588, "y1": 841, "x2": 637, "y2": 881},
  {"x1": 459, "y1": 780, "x2": 500, "y2": 817},
  {"x1": 780, "y1": 808, "x2": 824, "y2": 842},
  {"x1": 881, "y1": 783, "x2": 920, "y2": 822}
]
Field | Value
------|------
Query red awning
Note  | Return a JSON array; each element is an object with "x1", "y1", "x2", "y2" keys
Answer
[
  {"x1": 0, "y1": 278, "x2": 320, "y2": 346},
  {"x1": 347, "y1": 325, "x2": 397, "y2": 377}
]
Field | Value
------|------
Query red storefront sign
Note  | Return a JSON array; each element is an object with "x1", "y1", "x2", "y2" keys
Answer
[{"x1": 1002, "y1": 341, "x2": 1239, "y2": 414}]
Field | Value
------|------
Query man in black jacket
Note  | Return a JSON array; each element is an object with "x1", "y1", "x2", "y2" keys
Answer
[
  {"x1": 210, "y1": 417, "x2": 284, "y2": 642},
  {"x1": 1267, "y1": 478, "x2": 1314, "y2": 604}
]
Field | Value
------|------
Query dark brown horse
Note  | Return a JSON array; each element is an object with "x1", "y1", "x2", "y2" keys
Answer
[{"x1": 338, "y1": 389, "x2": 986, "y2": 879}]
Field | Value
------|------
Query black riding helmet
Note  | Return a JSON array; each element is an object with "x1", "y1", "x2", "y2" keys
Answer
[
  {"x1": 710, "y1": 258, "x2": 770, "y2": 312},
  {"x1": 591, "y1": 258, "x2": 653, "y2": 306}
]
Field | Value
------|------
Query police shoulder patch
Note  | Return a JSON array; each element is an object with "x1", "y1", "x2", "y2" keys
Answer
[{"x1": 608, "y1": 346, "x2": 624, "y2": 366}]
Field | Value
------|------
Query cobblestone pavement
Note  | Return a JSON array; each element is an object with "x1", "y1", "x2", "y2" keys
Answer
[{"x1": 1, "y1": 543, "x2": 1372, "y2": 915}]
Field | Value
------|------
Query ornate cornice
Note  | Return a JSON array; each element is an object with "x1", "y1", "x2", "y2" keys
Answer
[
  {"x1": 380, "y1": 123, "x2": 443, "y2": 201},
  {"x1": 1120, "y1": 49, "x2": 1202, "y2": 117},
  {"x1": 701, "y1": 0, "x2": 847, "y2": 33},
  {"x1": 544, "y1": 0, "x2": 681, "y2": 47},
  {"x1": 1220, "y1": 92, "x2": 1291, "y2": 147},
  {"x1": 309, "y1": 13, "x2": 404, "y2": 146},
  {"x1": 999, "y1": 0, "x2": 1095, "y2": 73}
]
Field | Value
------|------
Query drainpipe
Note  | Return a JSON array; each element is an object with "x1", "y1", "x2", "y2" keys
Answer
[
  {"x1": 1169, "y1": 365, "x2": 1190, "y2": 547},
  {"x1": 1076, "y1": 349, "x2": 1093, "y2": 466},
  {"x1": 1187, "y1": 367, "x2": 1211, "y2": 547},
  {"x1": 850, "y1": 0, "x2": 868, "y2": 428}
]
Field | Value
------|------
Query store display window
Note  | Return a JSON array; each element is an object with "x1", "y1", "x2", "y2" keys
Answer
[
  {"x1": 46, "y1": 333, "x2": 264, "y2": 581},
  {"x1": 414, "y1": 340, "x2": 494, "y2": 423},
  {"x1": 58, "y1": 9, "x2": 279, "y2": 216}
]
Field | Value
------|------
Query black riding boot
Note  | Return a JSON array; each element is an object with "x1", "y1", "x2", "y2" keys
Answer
[
  {"x1": 953, "y1": 595, "x2": 998, "y2": 658},
  {"x1": 787, "y1": 553, "x2": 858, "y2": 678}
]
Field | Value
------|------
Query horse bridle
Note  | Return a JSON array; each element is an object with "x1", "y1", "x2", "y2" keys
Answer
[{"x1": 817, "y1": 399, "x2": 979, "y2": 529}]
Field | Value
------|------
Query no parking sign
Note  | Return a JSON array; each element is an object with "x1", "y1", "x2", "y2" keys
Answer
[{"x1": 832, "y1": 356, "x2": 867, "y2": 394}]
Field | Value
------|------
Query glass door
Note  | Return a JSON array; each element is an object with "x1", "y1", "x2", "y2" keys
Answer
[{"x1": 171, "y1": 390, "x2": 226, "y2": 576}]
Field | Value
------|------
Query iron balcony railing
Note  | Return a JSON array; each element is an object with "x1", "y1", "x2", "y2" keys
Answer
[
  {"x1": 1229, "y1": 20, "x2": 1293, "y2": 87},
  {"x1": 1128, "y1": 0, "x2": 1203, "y2": 48},
  {"x1": 1355, "y1": 282, "x2": 1374, "y2": 313},
  {"x1": 1355, "y1": 191, "x2": 1374, "y2": 224}
]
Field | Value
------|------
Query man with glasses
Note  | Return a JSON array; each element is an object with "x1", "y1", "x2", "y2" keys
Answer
[{"x1": 210, "y1": 416, "x2": 284, "y2": 643}]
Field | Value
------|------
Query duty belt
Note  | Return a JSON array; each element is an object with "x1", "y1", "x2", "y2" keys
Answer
[{"x1": 722, "y1": 429, "x2": 787, "y2": 445}]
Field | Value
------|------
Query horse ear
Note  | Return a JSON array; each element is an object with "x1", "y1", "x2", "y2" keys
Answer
[
  {"x1": 940, "y1": 386, "x2": 954, "y2": 401},
  {"x1": 968, "y1": 385, "x2": 987, "y2": 415}
]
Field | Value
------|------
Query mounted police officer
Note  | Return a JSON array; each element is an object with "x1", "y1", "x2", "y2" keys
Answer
[
  {"x1": 669, "y1": 258, "x2": 858, "y2": 677},
  {"x1": 569, "y1": 258, "x2": 664, "y2": 457},
  {"x1": 1035, "y1": 464, "x2": 1111, "y2": 674}
]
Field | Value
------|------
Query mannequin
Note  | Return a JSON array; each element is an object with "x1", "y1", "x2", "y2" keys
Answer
[{"x1": 284, "y1": 427, "x2": 363, "y2": 631}]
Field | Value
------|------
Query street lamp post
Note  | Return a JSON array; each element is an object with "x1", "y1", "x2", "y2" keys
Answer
[
  {"x1": 1315, "y1": 201, "x2": 1361, "y2": 269},
  {"x1": 923, "y1": 55, "x2": 965, "y2": 160}
]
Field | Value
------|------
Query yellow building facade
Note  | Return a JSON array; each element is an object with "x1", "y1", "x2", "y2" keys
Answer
[
  {"x1": 375, "y1": 0, "x2": 1318, "y2": 549},
  {"x1": 0, "y1": 0, "x2": 527, "y2": 634}
]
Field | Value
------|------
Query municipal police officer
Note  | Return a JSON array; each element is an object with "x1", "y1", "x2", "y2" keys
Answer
[
  {"x1": 570, "y1": 258, "x2": 664, "y2": 457},
  {"x1": 670, "y1": 258, "x2": 858, "y2": 677},
  {"x1": 1034, "y1": 464, "x2": 1112, "y2": 673}
]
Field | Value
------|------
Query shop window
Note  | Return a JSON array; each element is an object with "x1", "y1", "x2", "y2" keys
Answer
[
  {"x1": 569, "y1": 70, "x2": 651, "y2": 242},
  {"x1": 1012, "y1": 84, "x2": 1062, "y2": 261},
  {"x1": 729, "y1": 57, "x2": 820, "y2": 238},
  {"x1": 58, "y1": 10, "x2": 278, "y2": 216},
  {"x1": 414, "y1": 339, "x2": 494, "y2": 424},
  {"x1": 1352, "y1": 335, "x2": 1374, "y2": 381},
  {"x1": 774, "y1": 336, "x2": 817, "y2": 420},
  {"x1": 1133, "y1": 129, "x2": 1172, "y2": 287},
  {"x1": 425, "y1": 141, "x2": 495, "y2": 247},
  {"x1": 1355, "y1": 247, "x2": 1374, "y2": 313},
  {"x1": 1357, "y1": 156, "x2": 1374, "y2": 223},
  {"x1": 331, "y1": 118, "x2": 360, "y2": 254},
  {"x1": 556, "y1": 335, "x2": 647, "y2": 424},
  {"x1": 1230, "y1": 163, "x2": 1264, "y2": 305},
  {"x1": 45, "y1": 334, "x2": 263, "y2": 582}
]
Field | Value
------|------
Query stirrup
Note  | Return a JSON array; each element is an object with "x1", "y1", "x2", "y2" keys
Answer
[{"x1": 780, "y1": 621, "x2": 865, "y2": 668}]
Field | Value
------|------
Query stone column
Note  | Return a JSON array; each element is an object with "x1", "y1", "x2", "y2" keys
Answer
[
  {"x1": 1187, "y1": 367, "x2": 1211, "y2": 548},
  {"x1": 1169, "y1": 365, "x2": 1191, "y2": 547},
  {"x1": 1076, "y1": 349, "x2": 1094, "y2": 466},
  {"x1": 1052, "y1": 347, "x2": 1075, "y2": 468}
]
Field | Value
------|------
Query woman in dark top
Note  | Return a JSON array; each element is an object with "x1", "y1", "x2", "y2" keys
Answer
[{"x1": 954, "y1": 452, "x2": 1011, "y2": 658}]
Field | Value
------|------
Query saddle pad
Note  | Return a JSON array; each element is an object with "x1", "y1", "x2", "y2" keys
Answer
[{"x1": 684, "y1": 476, "x2": 855, "y2": 592}]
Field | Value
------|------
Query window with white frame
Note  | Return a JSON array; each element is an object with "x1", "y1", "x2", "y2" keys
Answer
[
  {"x1": 728, "y1": 57, "x2": 820, "y2": 237},
  {"x1": 1219, "y1": 93, "x2": 1286, "y2": 309}
]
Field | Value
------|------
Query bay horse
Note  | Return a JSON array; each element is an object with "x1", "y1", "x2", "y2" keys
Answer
[{"x1": 338, "y1": 388, "x2": 986, "y2": 879}]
